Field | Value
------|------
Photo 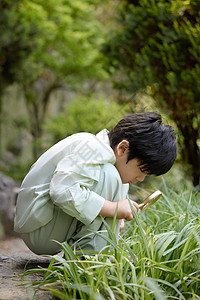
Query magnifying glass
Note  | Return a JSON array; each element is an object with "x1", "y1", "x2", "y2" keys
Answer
[{"x1": 138, "y1": 190, "x2": 162, "y2": 211}]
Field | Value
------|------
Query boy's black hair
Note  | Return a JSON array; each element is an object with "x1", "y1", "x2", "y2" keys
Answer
[{"x1": 108, "y1": 112, "x2": 177, "y2": 176}]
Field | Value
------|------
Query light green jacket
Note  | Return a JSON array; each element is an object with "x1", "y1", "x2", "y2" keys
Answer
[{"x1": 14, "y1": 129, "x2": 125, "y2": 233}]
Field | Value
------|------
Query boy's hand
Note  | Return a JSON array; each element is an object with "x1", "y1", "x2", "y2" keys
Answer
[
  {"x1": 116, "y1": 199, "x2": 139, "y2": 221},
  {"x1": 120, "y1": 219, "x2": 125, "y2": 232},
  {"x1": 99, "y1": 199, "x2": 139, "y2": 221}
]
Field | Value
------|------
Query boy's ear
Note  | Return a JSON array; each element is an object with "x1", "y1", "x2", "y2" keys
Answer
[{"x1": 116, "y1": 140, "x2": 129, "y2": 157}]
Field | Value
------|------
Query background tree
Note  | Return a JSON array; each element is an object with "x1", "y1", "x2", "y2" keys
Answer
[
  {"x1": 0, "y1": 0, "x2": 42, "y2": 153},
  {"x1": 0, "y1": 0, "x2": 107, "y2": 158},
  {"x1": 44, "y1": 95, "x2": 129, "y2": 144},
  {"x1": 103, "y1": 0, "x2": 200, "y2": 186}
]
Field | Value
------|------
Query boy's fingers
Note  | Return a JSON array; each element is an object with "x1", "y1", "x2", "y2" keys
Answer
[
  {"x1": 130, "y1": 201, "x2": 139, "y2": 212},
  {"x1": 125, "y1": 213, "x2": 134, "y2": 221},
  {"x1": 119, "y1": 219, "x2": 125, "y2": 232}
]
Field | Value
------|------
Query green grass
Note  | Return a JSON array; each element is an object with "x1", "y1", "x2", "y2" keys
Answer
[{"x1": 21, "y1": 185, "x2": 200, "y2": 299}]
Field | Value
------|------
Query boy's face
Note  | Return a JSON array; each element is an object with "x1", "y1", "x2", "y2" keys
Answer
[{"x1": 114, "y1": 140, "x2": 147, "y2": 184}]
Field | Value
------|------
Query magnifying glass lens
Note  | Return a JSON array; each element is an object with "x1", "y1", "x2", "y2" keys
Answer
[{"x1": 138, "y1": 190, "x2": 162, "y2": 211}]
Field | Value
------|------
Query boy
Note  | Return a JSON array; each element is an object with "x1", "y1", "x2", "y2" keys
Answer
[{"x1": 14, "y1": 112, "x2": 177, "y2": 255}]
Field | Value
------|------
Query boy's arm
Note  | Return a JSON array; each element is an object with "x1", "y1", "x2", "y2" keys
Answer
[{"x1": 98, "y1": 199, "x2": 139, "y2": 221}]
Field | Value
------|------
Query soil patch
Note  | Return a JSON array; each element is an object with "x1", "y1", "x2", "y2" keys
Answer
[{"x1": 0, "y1": 237, "x2": 53, "y2": 300}]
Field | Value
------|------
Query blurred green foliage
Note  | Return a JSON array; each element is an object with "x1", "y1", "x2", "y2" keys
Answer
[
  {"x1": 44, "y1": 95, "x2": 130, "y2": 143},
  {"x1": 103, "y1": 0, "x2": 200, "y2": 186},
  {"x1": 0, "y1": 0, "x2": 106, "y2": 88},
  {"x1": 0, "y1": 0, "x2": 108, "y2": 158}
]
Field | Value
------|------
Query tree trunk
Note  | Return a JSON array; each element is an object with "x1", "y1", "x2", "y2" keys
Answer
[
  {"x1": 31, "y1": 102, "x2": 43, "y2": 159},
  {"x1": 24, "y1": 82, "x2": 63, "y2": 160},
  {"x1": 0, "y1": 94, "x2": 2, "y2": 156},
  {"x1": 177, "y1": 114, "x2": 200, "y2": 186},
  {"x1": 24, "y1": 87, "x2": 43, "y2": 160}
]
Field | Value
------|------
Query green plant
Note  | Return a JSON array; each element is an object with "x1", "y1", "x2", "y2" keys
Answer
[{"x1": 21, "y1": 186, "x2": 200, "y2": 299}]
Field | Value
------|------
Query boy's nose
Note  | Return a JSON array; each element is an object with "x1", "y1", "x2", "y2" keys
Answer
[{"x1": 137, "y1": 174, "x2": 146, "y2": 182}]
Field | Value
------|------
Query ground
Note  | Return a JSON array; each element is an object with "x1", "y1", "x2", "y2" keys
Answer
[{"x1": 0, "y1": 237, "x2": 54, "y2": 300}]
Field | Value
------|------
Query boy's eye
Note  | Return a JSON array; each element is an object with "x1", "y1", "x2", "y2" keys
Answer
[{"x1": 140, "y1": 167, "x2": 146, "y2": 173}]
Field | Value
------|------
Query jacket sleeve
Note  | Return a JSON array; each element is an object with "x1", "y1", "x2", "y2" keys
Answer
[
  {"x1": 50, "y1": 169, "x2": 105, "y2": 225},
  {"x1": 49, "y1": 134, "x2": 115, "y2": 225}
]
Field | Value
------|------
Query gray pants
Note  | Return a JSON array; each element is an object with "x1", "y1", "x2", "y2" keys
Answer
[{"x1": 21, "y1": 164, "x2": 128, "y2": 255}]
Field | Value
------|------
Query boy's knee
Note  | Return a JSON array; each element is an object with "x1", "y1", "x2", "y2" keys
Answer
[
  {"x1": 101, "y1": 163, "x2": 121, "y2": 184},
  {"x1": 94, "y1": 163, "x2": 123, "y2": 201}
]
